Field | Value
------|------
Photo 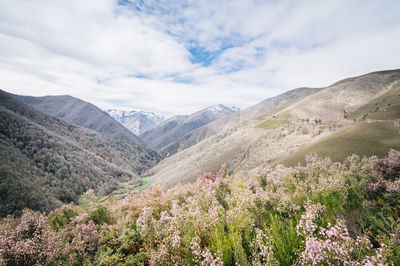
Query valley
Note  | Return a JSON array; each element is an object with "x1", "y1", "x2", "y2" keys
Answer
[
  {"x1": 1, "y1": 1, "x2": 400, "y2": 264},
  {"x1": 1, "y1": 69, "x2": 400, "y2": 265},
  {"x1": 3, "y1": 69, "x2": 399, "y2": 208},
  {"x1": 0, "y1": 90, "x2": 160, "y2": 217}
]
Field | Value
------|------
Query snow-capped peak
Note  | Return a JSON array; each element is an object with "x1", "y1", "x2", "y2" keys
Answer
[
  {"x1": 105, "y1": 109, "x2": 166, "y2": 135},
  {"x1": 230, "y1": 106, "x2": 240, "y2": 112},
  {"x1": 203, "y1": 104, "x2": 240, "y2": 114}
]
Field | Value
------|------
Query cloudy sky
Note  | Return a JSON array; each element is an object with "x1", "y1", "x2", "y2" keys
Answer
[{"x1": 0, "y1": 0, "x2": 399, "y2": 116}]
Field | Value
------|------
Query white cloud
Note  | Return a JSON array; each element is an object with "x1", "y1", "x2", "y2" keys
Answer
[{"x1": 0, "y1": 0, "x2": 399, "y2": 116}]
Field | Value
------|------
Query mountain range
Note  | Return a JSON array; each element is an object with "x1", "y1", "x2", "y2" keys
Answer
[
  {"x1": 160, "y1": 87, "x2": 320, "y2": 157},
  {"x1": 139, "y1": 104, "x2": 239, "y2": 151},
  {"x1": 106, "y1": 109, "x2": 166, "y2": 135},
  {"x1": 145, "y1": 69, "x2": 400, "y2": 188},
  {"x1": 1, "y1": 68, "x2": 400, "y2": 217}
]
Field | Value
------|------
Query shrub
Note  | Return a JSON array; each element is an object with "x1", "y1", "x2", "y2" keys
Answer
[
  {"x1": 89, "y1": 206, "x2": 112, "y2": 225},
  {"x1": 1, "y1": 151, "x2": 399, "y2": 264}
]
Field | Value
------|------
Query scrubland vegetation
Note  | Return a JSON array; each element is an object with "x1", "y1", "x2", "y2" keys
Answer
[{"x1": 1, "y1": 150, "x2": 399, "y2": 265}]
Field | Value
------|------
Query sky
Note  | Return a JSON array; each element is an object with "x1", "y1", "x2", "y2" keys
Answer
[{"x1": 0, "y1": 0, "x2": 399, "y2": 116}]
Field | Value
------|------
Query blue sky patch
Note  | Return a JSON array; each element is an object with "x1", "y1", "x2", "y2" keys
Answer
[
  {"x1": 171, "y1": 76, "x2": 194, "y2": 84},
  {"x1": 188, "y1": 46, "x2": 220, "y2": 66}
]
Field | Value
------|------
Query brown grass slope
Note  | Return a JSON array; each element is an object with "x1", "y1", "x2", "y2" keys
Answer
[
  {"x1": 0, "y1": 89, "x2": 160, "y2": 217},
  {"x1": 347, "y1": 82, "x2": 400, "y2": 121},
  {"x1": 276, "y1": 121, "x2": 400, "y2": 167},
  {"x1": 276, "y1": 84, "x2": 400, "y2": 166},
  {"x1": 147, "y1": 69, "x2": 400, "y2": 188},
  {"x1": 161, "y1": 87, "x2": 321, "y2": 157},
  {"x1": 20, "y1": 95, "x2": 144, "y2": 146},
  {"x1": 286, "y1": 70, "x2": 400, "y2": 122}
]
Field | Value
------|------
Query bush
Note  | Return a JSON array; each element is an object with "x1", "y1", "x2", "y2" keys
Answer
[
  {"x1": 1, "y1": 151, "x2": 399, "y2": 264},
  {"x1": 89, "y1": 206, "x2": 112, "y2": 225}
]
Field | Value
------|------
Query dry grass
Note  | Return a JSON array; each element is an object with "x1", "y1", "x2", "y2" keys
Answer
[
  {"x1": 146, "y1": 71, "x2": 400, "y2": 189},
  {"x1": 347, "y1": 85, "x2": 400, "y2": 120},
  {"x1": 276, "y1": 121, "x2": 400, "y2": 166},
  {"x1": 255, "y1": 119, "x2": 287, "y2": 130}
]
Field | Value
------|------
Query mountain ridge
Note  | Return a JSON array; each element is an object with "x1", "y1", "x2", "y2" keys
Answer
[
  {"x1": 146, "y1": 69, "x2": 400, "y2": 188},
  {"x1": 0, "y1": 89, "x2": 160, "y2": 217},
  {"x1": 160, "y1": 87, "x2": 321, "y2": 157},
  {"x1": 139, "y1": 104, "x2": 238, "y2": 150},
  {"x1": 106, "y1": 109, "x2": 166, "y2": 135},
  {"x1": 19, "y1": 94, "x2": 144, "y2": 146}
]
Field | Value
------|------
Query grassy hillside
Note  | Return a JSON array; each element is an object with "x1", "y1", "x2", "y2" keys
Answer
[
  {"x1": 277, "y1": 84, "x2": 400, "y2": 167},
  {"x1": 277, "y1": 121, "x2": 400, "y2": 166},
  {"x1": 347, "y1": 85, "x2": 400, "y2": 120},
  {"x1": 255, "y1": 119, "x2": 287, "y2": 130},
  {"x1": 148, "y1": 70, "x2": 400, "y2": 188},
  {"x1": 327, "y1": 69, "x2": 400, "y2": 87},
  {"x1": 254, "y1": 110, "x2": 291, "y2": 129},
  {"x1": 286, "y1": 71, "x2": 400, "y2": 122}
]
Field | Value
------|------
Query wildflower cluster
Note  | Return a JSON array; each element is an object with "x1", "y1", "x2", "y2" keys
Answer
[
  {"x1": 0, "y1": 207, "x2": 104, "y2": 265},
  {"x1": 296, "y1": 202, "x2": 388, "y2": 265},
  {"x1": 0, "y1": 150, "x2": 399, "y2": 265}
]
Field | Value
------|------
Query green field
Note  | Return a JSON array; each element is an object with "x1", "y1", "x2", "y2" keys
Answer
[
  {"x1": 347, "y1": 85, "x2": 400, "y2": 120},
  {"x1": 276, "y1": 121, "x2": 400, "y2": 166},
  {"x1": 255, "y1": 119, "x2": 287, "y2": 130},
  {"x1": 97, "y1": 176, "x2": 151, "y2": 202}
]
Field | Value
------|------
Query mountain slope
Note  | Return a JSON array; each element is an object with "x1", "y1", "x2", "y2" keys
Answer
[
  {"x1": 275, "y1": 121, "x2": 400, "y2": 167},
  {"x1": 160, "y1": 87, "x2": 321, "y2": 157},
  {"x1": 19, "y1": 95, "x2": 144, "y2": 145},
  {"x1": 0, "y1": 89, "x2": 160, "y2": 217},
  {"x1": 106, "y1": 109, "x2": 165, "y2": 135},
  {"x1": 139, "y1": 104, "x2": 237, "y2": 150},
  {"x1": 276, "y1": 82, "x2": 400, "y2": 166},
  {"x1": 146, "y1": 69, "x2": 400, "y2": 188}
]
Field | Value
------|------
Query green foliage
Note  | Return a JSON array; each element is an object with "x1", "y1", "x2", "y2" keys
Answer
[
  {"x1": 1, "y1": 151, "x2": 400, "y2": 264},
  {"x1": 314, "y1": 189, "x2": 346, "y2": 219},
  {"x1": 210, "y1": 223, "x2": 235, "y2": 264},
  {"x1": 230, "y1": 230, "x2": 248, "y2": 265},
  {"x1": 95, "y1": 224, "x2": 149, "y2": 265},
  {"x1": 267, "y1": 214, "x2": 302, "y2": 265},
  {"x1": 89, "y1": 206, "x2": 112, "y2": 225},
  {"x1": 49, "y1": 205, "x2": 78, "y2": 231},
  {"x1": 216, "y1": 182, "x2": 230, "y2": 210},
  {"x1": 0, "y1": 89, "x2": 160, "y2": 218}
]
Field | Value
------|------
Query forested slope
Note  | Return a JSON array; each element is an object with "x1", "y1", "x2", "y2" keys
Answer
[{"x1": 0, "y1": 89, "x2": 160, "y2": 217}]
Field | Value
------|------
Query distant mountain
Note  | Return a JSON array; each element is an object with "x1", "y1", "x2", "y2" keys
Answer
[
  {"x1": 146, "y1": 69, "x2": 400, "y2": 188},
  {"x1": 19, "y1": 95, "x2": 144, "y2": 146},
  {"x1": 139, "y1": 104, "x2": 238, "y2": 151},
  {"x1": 230, "y1": 106, "x2": 241, "y2": 112},
  {"x1": 0, "y1": 89, "x2": 160, "y2": 217},
  {"x1": 106, "y1": 109, "x2": 166, "y2": 135},
  {"x1": 160, "y1": 87, "x2": 320, "y2": 157}
]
